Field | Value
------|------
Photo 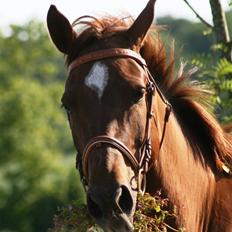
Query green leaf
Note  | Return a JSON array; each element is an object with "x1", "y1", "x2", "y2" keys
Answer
[{"x1": 155, "y1": 205, "x2": 161, "y2": 213}]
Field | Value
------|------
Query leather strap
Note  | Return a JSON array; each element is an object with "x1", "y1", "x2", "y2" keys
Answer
[
  {"x1": 68, "y1": 48, "x2": 147, "y2": 75},
  {"x1": 82, "y1": 135, "x2": 140, "y2": 179}
]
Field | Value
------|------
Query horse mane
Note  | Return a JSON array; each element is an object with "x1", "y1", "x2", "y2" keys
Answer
[{"x1": 66, "y1": 15, "x2": 232, "y2": 173}]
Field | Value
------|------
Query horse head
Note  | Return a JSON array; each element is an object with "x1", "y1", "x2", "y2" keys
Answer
[{"x1": 47, "y1": 1, "x2": 161, "y2": 231}]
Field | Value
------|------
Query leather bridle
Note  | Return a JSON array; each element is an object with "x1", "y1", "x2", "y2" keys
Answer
[{"x1": 67, "y1": 48, "x2": 172, "y2": 194}]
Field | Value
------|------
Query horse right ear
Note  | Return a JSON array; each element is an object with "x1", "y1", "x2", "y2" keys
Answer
[
  {"x1": 47, "y1": 5, "x2": 75, "y2": 54},
  {"x1": 128, "y1": 0, "x2": 156, "y2": 48}
]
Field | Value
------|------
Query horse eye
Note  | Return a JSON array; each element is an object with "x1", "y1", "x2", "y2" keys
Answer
[{"x1": 132, "y1": 88, "x2": 145, "y2": 103}]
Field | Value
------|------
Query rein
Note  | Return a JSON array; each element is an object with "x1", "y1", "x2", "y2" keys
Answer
[{"x1": 67, "y1": 48, "x2": 172, "y2": 194}]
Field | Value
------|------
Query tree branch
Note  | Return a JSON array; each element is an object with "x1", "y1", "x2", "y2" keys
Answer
[
  {"x1": 209, "y1": 0, "x2": 232, "y2": 61},
  {"x1": 182, "y1": 0, "x2": 213, "y2": 28}
]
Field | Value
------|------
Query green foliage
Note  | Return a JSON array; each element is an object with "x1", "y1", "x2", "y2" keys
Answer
[
  {"x1": 49, "y1": 192, "x2": 185, "y2": 232},
  {"x1": 0, "y1": 20, "x2": 65, "y2": 86},
  {"x1": 192, "y1": 57, "x2": 232, "y2": 123},
  {"x1": 134, "y1": 192, "x2": 185, "y2": 232},
  {"x1": 0, "y1": 77, "x2": 85, "y2": 232},
  {"x1": 0, "y1": 21, "x2": 84, "y2": 232},
  {"x1": 48, "y1": 204, "x2": 97, "y2": 232},
  {"x1": 158, "y1": 9, "x2": 232, "y2": 59},
  {"x1": 157, "y1": 17, "x2": 214, "y2": 58}
]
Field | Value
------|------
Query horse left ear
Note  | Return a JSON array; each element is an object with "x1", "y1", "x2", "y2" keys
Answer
[
  {"x1": 47, "y1": 5, "x2": 75, "y2": 54},
  {"x1": 128, "y1": 0, "x2": 156, "y2": 48}
]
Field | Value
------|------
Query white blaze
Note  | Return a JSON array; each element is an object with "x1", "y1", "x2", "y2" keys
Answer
[{"x1": 84, "y1": 62, "x2": 109, "y2": 100}]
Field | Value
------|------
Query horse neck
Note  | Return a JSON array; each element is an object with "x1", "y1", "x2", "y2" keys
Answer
[{"x1": 150, "y1": 93, "x2": 216, "y2": 231}]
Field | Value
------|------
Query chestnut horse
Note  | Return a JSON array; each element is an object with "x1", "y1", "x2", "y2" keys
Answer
[{"x1": 47, "y1": 0, "x2": 232, "y2": 231}]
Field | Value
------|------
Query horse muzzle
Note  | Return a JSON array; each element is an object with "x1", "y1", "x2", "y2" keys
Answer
[{"x1": 87, "y1": 185, "x2": 135, "y2": 232}]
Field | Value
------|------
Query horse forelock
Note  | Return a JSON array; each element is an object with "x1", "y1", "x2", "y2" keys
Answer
[{"x1": 65, "y1": 15, "x2": 134, "y2": 65}]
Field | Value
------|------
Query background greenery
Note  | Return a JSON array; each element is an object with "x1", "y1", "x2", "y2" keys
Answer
[{"x1": 0, "y1": 9, "x2": 231, "y2": 232}]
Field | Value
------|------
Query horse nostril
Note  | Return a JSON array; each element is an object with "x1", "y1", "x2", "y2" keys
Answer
[
  {"x1": 117, "y1": 185, "x2": 133, "y2": 214},
  {"x1": 87, "y1": 194, "x2": 103, "y2": 219}
]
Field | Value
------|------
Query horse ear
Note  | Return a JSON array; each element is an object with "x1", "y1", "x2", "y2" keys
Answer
[
  {"x1": 47, "y1": 5, "x2": 75, "y2": 54},
  {"x1": 128, "y1": 0, "x2": 156, "y2": 47}
]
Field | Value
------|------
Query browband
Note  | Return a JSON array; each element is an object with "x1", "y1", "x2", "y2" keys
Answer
[{"x1": 67, "y1": 48, "x2": 147, "y2": 75}]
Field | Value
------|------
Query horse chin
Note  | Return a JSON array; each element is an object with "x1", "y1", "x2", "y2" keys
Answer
[{"x1": 99, "y1": 212, "x2": 134, "y2": 232}]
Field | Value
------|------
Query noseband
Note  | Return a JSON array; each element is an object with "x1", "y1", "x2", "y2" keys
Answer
[{"x1": 67, "y1": 48, "x2": 172, "y2": 194}]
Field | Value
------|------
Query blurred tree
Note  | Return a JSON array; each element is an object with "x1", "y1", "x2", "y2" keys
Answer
[
  {"x1": 0, "y1": 77, "x2": 85, "y2": 232},
  {"x1": 157, "y1": 16, "x2": 214, "y2": 56},
  {"x1": 0, "y1": 20, "x2": 65, "y2": 86},
  {"x1": 182, "y1": 0, "x2": 232, "y2": 61},
  {"x1": 0, "y1": 21, "x2": 85, "y2": 232}
]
